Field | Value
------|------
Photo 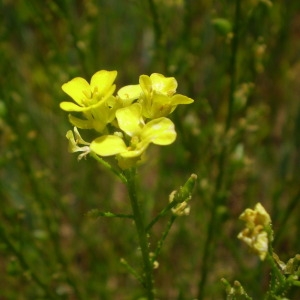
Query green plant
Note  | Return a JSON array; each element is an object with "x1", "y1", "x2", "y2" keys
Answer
[{"x1": 59, "y1": 69, "x2": 196, "y2": 299}]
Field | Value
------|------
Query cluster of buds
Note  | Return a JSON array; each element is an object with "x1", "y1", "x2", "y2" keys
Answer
[
  {"x1": 168, "y1": 173, "x2": 197, "y2": 216},
  {"x1": 237, "y1": 202, "x2": 272, "y2": 260},
  {"x1": 60, "y1": 70, "x2": 193, "y2": 169}
]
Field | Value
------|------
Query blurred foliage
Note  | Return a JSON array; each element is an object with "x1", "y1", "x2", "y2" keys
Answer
[{"x1": 0, "y1": 0, "x2": 300, "y2": 299}]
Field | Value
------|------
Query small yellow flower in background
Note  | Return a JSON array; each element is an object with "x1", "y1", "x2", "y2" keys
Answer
[
  {"x1": 238, "y1": 226, "x2": 269, "y2": 260},
  {"x1": 239, "y1": 202, "x2": 271, "y2": 228},
  {"x1": 237, "y1": 202, "x2": 271, "y2": 260}
]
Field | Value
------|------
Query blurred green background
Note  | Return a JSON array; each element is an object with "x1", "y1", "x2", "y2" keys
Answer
[{"x1": 1, "y1": 0, "x2": 300, "y2": 299}]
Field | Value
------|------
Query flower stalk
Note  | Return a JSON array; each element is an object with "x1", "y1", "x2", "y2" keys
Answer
[
  {"x1": 124, "y1": 168, "x2": 154, "y2": 299},
  {"x1": 60, "y1": 69, "x2": 194, "y2": 298},
  {"x1": 197, "y1": 0, "x2": 241, "y2": 298}
]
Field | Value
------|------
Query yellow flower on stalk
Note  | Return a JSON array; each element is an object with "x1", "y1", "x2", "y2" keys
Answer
[
  {"x1": 60, "y1": 70, "x2": 121, "y2": 132},
  {"x1": 60, "y1": 70, "x2": 117, "y2": 111},
  {"x1": 140, "y1": 73, "x2": 194, "y2": 118},
  {"x1": 237, "y1": 203, "x2": 271, "y2": 260},
  {"x1": 238, "y1": 226, "x2": 269, "y2": 260},
  {"x1": 90, "y1": 103, "x2": 177, "y2": 168},
  {"x1": 239, "y1": 202, "x2": 271, "y2": 228},
  {"x1": 117, "y1": 73, "x2": 194, "y2": 119}
]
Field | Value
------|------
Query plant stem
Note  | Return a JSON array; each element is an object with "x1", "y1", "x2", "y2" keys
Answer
[
  {"x1": 153, "y1": 216, "x2": 176, "y2": 261},
  {"x1": 226, "y1": 0, "x2": 241, "y2": 132},
  {"x1": 125, "y1": 168, "x2": 154, "y2": 299},
  {"x1": 197, "y1": 0, "x2": 241, "y2": 298},
  {"x1": 146, "y1": 199, "x2": 180, "y2": 232},
  {"x1": 90, "y1": 152, "x2": 127, "y2": 183}
]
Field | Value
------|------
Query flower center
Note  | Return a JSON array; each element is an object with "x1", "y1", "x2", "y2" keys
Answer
[
  {"x1": 130, "y1": 136, "x2": 140, "y2": 149},
  {"x1": 81, "y1": 86, "x2": 102, "y2": 106}
]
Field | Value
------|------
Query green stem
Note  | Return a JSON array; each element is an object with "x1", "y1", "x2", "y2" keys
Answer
[
  {"x1": 125, "y1": 168, "x2": 154, "y2": 299},
  {"x1": 265, "y1": 249, "x2": 287, "y2": 298},
  {"x1": 225, "y1": 0, "x2": 241, "y2": 132},
  {"x1": 153, "y1": 216, "x2": 176, "y2": 261},
  {"x1": 267, "y1": 254, "x2": 285, "y2": 289},
  {"x1": 86, "y1": 209, "x2": 133, "y2": 219},
  {"x1": 90, "y1": 152, "x2": 127, "y2": 184},
  {"x1": 146, "y1": 199, "x2": 180, "y2": 232},
  {"x1": 120, "y1": 258, "x2": 144, "y2": 285},
  {"x1": 197, "y1": 0, "x2": 241, "y2": 298}
]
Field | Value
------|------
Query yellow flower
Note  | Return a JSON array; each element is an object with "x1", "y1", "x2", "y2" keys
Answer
[
  {"x1": 90, "y1": 103, "x2": 176, "y2": 167},
  {"x1": 239, "y1": 202, "x2": 271, "y2": 229},
  {"x1": 60, "y1": 70, "x2": 117, "y2": 111},
  {"x1": 139, "y1": 73, "x2": 194, "y2": 118},
  {"x1": 237, "y1": 203, "x2": 271, "y2": 260},
  {"x1": 61, "y1": 71, "x2": 194, "y2": 168},
  {"x1": 60, "y1": 70, "x2": 121, "y2": 132},
  {"x1": 117, "y1": 73, "x2": 194, "y2": 119},
  {"x1": 238, "y1": 226, "x2": 269, "y2": 260}
]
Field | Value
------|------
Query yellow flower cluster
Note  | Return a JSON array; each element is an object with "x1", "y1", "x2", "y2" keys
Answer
[
  {"x1": 237, "y1": 203, "x2": 271, "y2": 260},
  {"x1": 60, "y1": 70, "x2": 194, "y2": 169}
]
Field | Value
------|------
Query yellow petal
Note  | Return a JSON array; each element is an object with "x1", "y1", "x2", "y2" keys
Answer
[
  {"x1": 66, "y1": 130, "x2": 77, "y2": 153},
  {"x1": 143, "y1": 93, "x2": 172, "y2": 118},
  {"x1": 116, "y1": 103, "x2": 144, "y2": 136},
  {"x1": 169, "y1": 94, "x2": 194, "y2": 114},
  {"x1": 73, "y1": 127, "x2": 89, "y2": 145},
  {"x1": 62, "y1": 77, "x2": 90, "y2": 105},
  {"x1": 60, "y1": 101, "x2": 85, "y2": 112},
  {"x1": 253, "y1": 231, "x2": 268, "y2": 260},
  {"x1": 66, "y1": 130, "x2": 89, "y2": 153},
  {"x1": 142, "y1": 117, "x2": 177, "y2": 145},
  {"x1": 254, "y1": 203, "x2": 271, "y2": 226},
  {"x1": 90, "y1": 70, "x2": 117, "y2": 96},
  {"x1": 117, "y1": 84, "x2": 142, "y2": 105},
  {"x1": 139, "y1": 75, "x2": 152, "y2": 94},
  {"x1": 119, "y1": 146, "x2": 146, "y2": 158},
  {"x1": 150, "y1": 73, "x2": 177, "y2": 95},
  {"x1": 171, "y1": 94, "x2": 194, "y2": 105},
  {"x1": 68, "y1": 114, "x2": 94, "y2": 129},
  {"x1": 90, "y1": 135, "x2": 127, "y2": 156}
]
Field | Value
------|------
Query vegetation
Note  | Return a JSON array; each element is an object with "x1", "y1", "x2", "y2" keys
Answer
[{"x1": 1, "y1": 0, "x2": 299, "y2": 299}]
